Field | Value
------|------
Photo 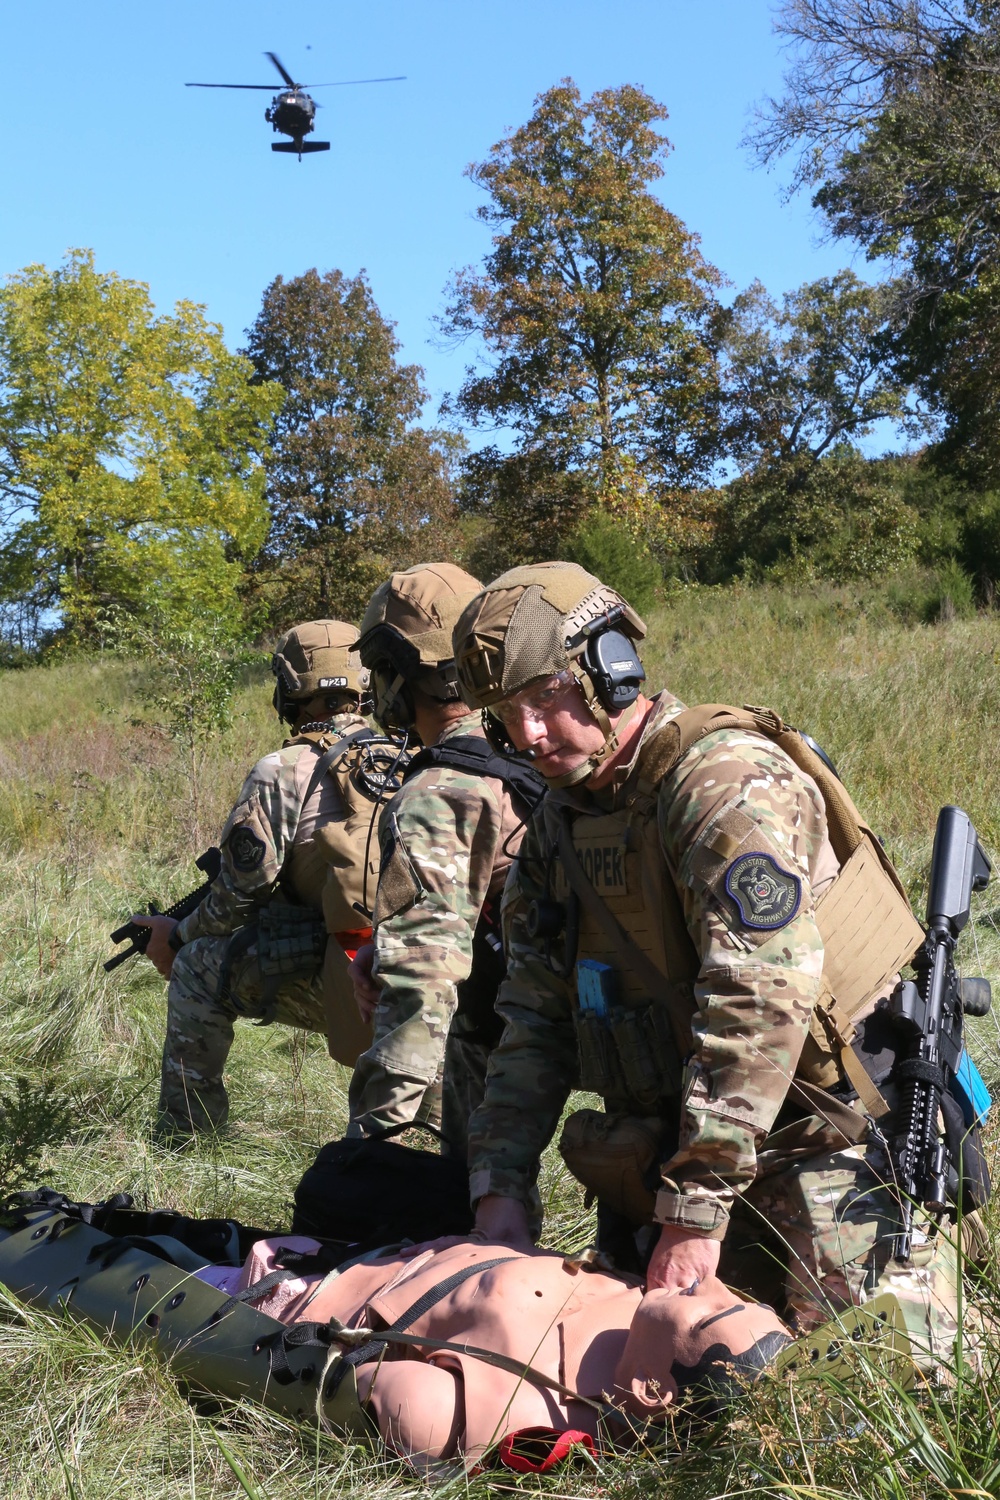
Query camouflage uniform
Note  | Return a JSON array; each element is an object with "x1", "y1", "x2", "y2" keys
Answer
[
  {"x1": 160, "y1": 710, "x2": 368, "y2": 1132},
  {"x1": 464, "y1": 660, "x2": 965, "y2": 1350},
  {"x1": 347, "y1": 712, "x2": 531, "y2": 1155}
]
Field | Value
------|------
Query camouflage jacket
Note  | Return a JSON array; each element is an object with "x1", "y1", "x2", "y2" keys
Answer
[
  {"x1": 467, "y1": 691, "x2": 836, "y2": 1238},
  {"x1": 175, "y1": 711, "x2": 369, "y2": 945},
  {"x1": 348, "y1": 713, "x2": 532, "y2": 1135}
]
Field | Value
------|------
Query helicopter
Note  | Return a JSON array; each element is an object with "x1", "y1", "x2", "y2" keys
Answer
[{"x1": 185, "y1": 52, "x2": 404, "y2": 160}]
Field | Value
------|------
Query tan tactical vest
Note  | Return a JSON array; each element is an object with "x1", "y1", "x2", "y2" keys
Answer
[
  {"x1": 552, "y1": 703, "x2": 923, "y2": 1118},
  {"x1": 285, "y1": 726, "x2": 407, "y2": 1065}
]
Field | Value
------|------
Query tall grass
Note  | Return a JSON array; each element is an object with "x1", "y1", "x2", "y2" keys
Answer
[{"x1": 0, "y1": 581, "x2": 998, "y2": 1497}]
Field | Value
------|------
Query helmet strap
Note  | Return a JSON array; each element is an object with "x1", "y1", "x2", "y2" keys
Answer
[
  {"x1": 542, "y1": 671, "x2": 640, "y2": 789},
  {"x1": 374, "y1": 670, "x2": 408, "y2": 730}
]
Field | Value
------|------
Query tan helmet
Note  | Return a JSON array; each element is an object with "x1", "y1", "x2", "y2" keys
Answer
[
  {"x1": 453, "y1": 561, "x2": 647, "y2": 785},
  {"x1": 271, "y1": 620, "x2": 368, "y2": 725},
  {"x1": 358, "y1": 562, "x2": 484, "y2": 731}
]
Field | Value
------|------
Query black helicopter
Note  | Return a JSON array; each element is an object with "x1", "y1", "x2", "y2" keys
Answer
[{"x1": 186, "y1": 52, "x2": 404, "y2": 160}]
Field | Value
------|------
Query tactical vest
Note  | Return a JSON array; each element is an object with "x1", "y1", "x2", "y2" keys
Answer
[
  {"x1": 401, "y1": 735, "x2": 546, "y2": 1044},
  {"x1": 284, "y1": 725, "x2": 411, "y2": 1065},
  {"x1": 551, "y1": 703, "x2": 923, "y2": 1119}
]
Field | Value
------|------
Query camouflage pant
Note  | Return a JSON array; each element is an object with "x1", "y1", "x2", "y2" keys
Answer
[
  {"x1": 159, "y1": 933, "x2": 326, "y2": 1133},
  {"x1": 718, "y1": 1132, "x2": 964, "y2": 1366},
  {"x1": 440, "y1": 1012, "x2": 493, "y2": 1161}
]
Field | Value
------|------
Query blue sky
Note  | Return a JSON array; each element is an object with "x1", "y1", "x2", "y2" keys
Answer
[{"x1": 2, "y1": 1, "x2": 862, "y2": 419}]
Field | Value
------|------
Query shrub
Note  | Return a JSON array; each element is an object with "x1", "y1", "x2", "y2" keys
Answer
[
  {"x1": 885, "y1": 561, "x2": 978, "y2": 624},
  {"x1": 715, "y1": 447, "x2": 919, "y2": 584},
  {"x1": 0, "y1": 1076, "x2": 73, "y2": 1197},
  {"x1": 959, "y1": 490, "x2": 1000, "y2": 600},
  {"x1": 561, "y1": 507, "x2": 662, "y2": 614}
]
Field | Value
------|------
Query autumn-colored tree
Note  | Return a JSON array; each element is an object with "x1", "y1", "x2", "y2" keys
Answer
[
  {"x1": 0, "y1": 250, "x2": 280, "y2": 647},
  {"x1": 440, "y1": 79, "x2": 724, "y2": 569},
  {"x1": 243, "y1": 269, "x2": 460, "y2": 626}
]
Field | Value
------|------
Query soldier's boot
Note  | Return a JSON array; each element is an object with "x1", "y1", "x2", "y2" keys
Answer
[{"x1": 157, "y1": 941, "x2": 238, "y2": 1135}]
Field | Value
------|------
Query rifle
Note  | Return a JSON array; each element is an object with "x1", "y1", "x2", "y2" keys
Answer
[
  {"x1": 104, "y1": 848, "x2": 223, "y2": 973},
  {"x1": 889, "y1": 806, "x2": 992, "y2": 1261}
]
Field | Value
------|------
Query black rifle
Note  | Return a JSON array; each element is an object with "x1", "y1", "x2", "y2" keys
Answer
[
  {"x1": 104, "y1": 848, "x2": 222, "y2": 973},
  {"x1": 889, "y1": 806, "x2": 992, "y2": 1261}
]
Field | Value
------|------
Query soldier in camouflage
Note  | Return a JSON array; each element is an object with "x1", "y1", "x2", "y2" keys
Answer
[
  {"x1": 347, "y1": 564, "x2": 542, "y2": 1158},
  {"x1": 135, "y1": 621, "x2": 371, "y2": 1135},
  {"x1": 453, "y1": 561, "x2": 965, "y2": 1361}
]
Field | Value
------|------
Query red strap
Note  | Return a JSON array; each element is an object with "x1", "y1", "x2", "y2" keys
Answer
[{"x1": 499, "y1": 1427, "x2": 595, "y2": 1473}]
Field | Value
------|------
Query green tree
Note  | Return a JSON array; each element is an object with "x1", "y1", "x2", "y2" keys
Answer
[
  {"x1": 0, "y1": 250, "x2": 280, "y2": 647},
  {"x1": 440, "y1": 79, "x2": 724, "y2": 568},
  {"x1": 716, "y1": 445, "x2": 918, "y2": 582},
  {"x1": 561, "y1": 506, "x2": 661, "y2": 614},
  {"x1": 243, "y1": 268, "x2": 460, "y2": 626},
  {"x1": 720, "y1": 272, "x2": 918, "y2": 470},
  {"x1": 751, "y1": 1, "x2": 1000, "y2": 477},
  {"x1": 104, "y1": 606, "x2": 252, "y2": 845}
]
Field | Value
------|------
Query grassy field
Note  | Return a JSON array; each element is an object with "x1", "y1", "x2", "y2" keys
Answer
[{"x1": 1, "y1": 580, "x2": 1000, "y2": 1497}]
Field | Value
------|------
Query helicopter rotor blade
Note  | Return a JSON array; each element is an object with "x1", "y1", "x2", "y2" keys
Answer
[
  {"x1": 185, "y1": 82, "x2": 279, "y2": 89},
  {"x1": 304, "y1": 75, "x2": 406, "y2": 87},
  {"x1": 265, "y1": 52, "x2": 299, "y2": 89}
]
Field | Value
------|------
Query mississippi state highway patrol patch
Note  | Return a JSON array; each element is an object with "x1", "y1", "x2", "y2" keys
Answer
[
  {"x1": 229, "y1": 826, "x2": 266, "y2": 872},
  {"x1": 724, "y1": 851, "x2": 801, "y2": 930}
]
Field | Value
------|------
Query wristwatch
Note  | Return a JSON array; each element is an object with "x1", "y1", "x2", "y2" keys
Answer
[{"x1": 167, "y1": 925, "x2": 186, "y2": 953}]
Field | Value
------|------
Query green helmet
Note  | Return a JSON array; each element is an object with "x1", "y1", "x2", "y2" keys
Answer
[
  {"x1": 453, "y1": 561, "x2": 647, "y2": 785},
  {"x1": 270, "y1": 620, "x2": 368, "y2": 725},
  {"x1": 358, "y1": 563, "x2": 483, "y2": 732}
]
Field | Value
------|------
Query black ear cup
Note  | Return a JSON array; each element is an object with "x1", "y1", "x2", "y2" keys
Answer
[{"x1": 583, "y1": 629, "x2": 646, "y2": 712}]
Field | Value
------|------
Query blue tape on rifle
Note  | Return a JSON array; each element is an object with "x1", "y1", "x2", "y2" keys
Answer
[{"x1": 953, "y1": 1049, "x2": 992, "y2": 1126}]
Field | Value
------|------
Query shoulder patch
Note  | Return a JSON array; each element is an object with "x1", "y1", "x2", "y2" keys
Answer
[
  {"x1": 229, "y1": 826, "x2": 267, "y2": 872},
  {"x1": 373, "y1": 814, "x2": 425, "y2": 926},
  {"x1": 724, "y1": 851, "x2": 801, "y2": 931}
]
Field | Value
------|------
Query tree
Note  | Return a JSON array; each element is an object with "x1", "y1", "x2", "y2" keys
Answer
[
  {"x1": 715, "y1": 444, "x2": 919, "y2": 581},
  {"x1": 0, "y1": 250, "x2": 280, "y2": 647},
  {"x1": 750, "y1": 1, "x2": 1000, "y2": 476},
  {"x1": 719, "y1": 271, "x2": 919, "y2": 470},
  {"x1": 243, "y1": 269, "x2": 460, "y2": 626},
  {"x1": 103, "y1": 606, "x2": 251, "y2": 845},
  {"x1": 713, "y1": 269, "x2": 921, "y2": 582},
  {"x1": 440, "y1": 79, "x2": 725, "y2": 568}
]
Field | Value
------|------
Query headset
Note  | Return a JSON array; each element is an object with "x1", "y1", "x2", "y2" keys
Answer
[
  {"x1": 363, "y1": 626, "x2": 464, "y2": 734},
  {"x1": 582, "y1": 624, "x2": 646, "y2": 712},
  {"x1": 483, "y1": 612, "x2": 646, "y2": 758}
]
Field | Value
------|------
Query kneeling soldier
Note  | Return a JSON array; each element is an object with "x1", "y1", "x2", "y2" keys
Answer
[
  {"x1": 137, "y1": 620, "x2": 388, "y2": 1135},
  {"x1": 347, "y1": 563, "x2": 544, "y2": 1157},
  {"x1": 455, "y1": 561, "x2": 965, "y2": 1360}
]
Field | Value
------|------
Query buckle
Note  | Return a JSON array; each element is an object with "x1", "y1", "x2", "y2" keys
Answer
[{"x1": 742, "y1": 703, "x2": 785, "y2": 735}]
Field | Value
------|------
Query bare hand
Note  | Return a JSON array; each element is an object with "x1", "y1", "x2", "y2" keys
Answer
[
  {"x1": 350, "y1": 941, "x2": 382, "y2": 1023},
  {"x1": 645, "y1": 1225, "x2": 721, "y2": 1292},
  {"x1": 131, "y1": 914, "x2": 179, "y2": 980},
  {"x1": 473, "y1": 1194, "x2": 536, "y2": 1250}
]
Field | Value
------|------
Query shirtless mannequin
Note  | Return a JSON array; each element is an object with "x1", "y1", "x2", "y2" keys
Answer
[{"x1": 199, "y1": 1237, "x2": 793, "y2": 1471}]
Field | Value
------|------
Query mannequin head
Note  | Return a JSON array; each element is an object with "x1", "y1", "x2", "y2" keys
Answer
[{"x1": 613, "y1": 1278, "x2": 792, "y2": 1420}]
